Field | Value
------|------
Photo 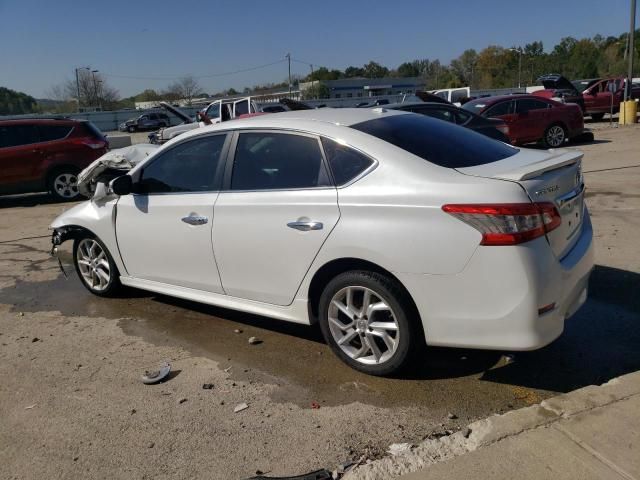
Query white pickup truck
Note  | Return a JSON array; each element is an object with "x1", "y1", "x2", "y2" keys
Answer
[{"x1": 149, "y1": 97, "x2": 266, "y2": 144}]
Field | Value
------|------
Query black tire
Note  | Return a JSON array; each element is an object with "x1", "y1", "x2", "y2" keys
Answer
[
  {"x1": 47, "y1": 167, "x2": 81, "y2": 201},
  {"x1": 590, "y1": 112, "x2": 605, "y2": 122},
  {"x1": 72, "y1": 234, "x2": 122, "y2": 297},
  {"x1": 127, "y1": 125, "x2": 136, "y2": 133},
  {"x1": 543, "y1": 123, "x2": 567, "y2": 148},
  {"x1": 318, "y1": 270, "x2": 423, "y2": 376}
]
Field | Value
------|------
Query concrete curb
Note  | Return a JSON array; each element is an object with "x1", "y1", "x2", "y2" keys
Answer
[{"x1": 343, "y1": 370, "x2": 640, "y2": 479}]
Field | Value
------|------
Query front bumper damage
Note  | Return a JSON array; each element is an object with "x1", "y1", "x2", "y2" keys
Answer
[{"x1": 50, "y1": 227, "x2": 84, "y2": 277}]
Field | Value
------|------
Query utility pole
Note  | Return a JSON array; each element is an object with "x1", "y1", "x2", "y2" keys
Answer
[
  {"x1": 510, "y1": 47, "x2": 523, "y2": 89},
  {"x1": 91, "y1": 69, "x2": 99, "y2": 109},
  {"x1": 286, "y1": 53, "x2": 292, "y2": 95},
  {"x1": 624, "y1": 0, "x2": 636, "y2": 102},
  {"x1": 75, "y1": 68, "x2": 81, "y2": 112}
]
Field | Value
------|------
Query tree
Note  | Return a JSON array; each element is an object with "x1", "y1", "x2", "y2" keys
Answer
[
  {"x1": 302, "y1": 82, "x2": 330, "y2": 99},
  {"x1": 397, "y1": 62, "x2": 420, "y2": 77},
  {"x1": 307, "y1": 67, "x2": 342, "y2": 82},
  {"x1": 450, "y1": 49, "x2": 479, "y2": 86},
  {"x1": 46, "y1": 70, "x2": 119, "y2": 110},
  {"x1": 165, "y1": 75, "x2": 203, "y2": 105},
  {"x1": 344, "y1": 66, "x2": 364, "y2": 77},
  {"x1": 362, "y1": 61, "x2": 389, "y2": 78},
  {"x1": 0, "y1": 87, "x2": 37, "y2": 115}
]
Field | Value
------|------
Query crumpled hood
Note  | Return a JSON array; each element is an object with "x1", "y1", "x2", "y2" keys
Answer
[{"x1": 77, "y1": 144, "x2": 159, "y2": 197}]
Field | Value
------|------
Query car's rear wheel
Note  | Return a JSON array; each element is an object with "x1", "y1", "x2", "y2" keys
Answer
[
  {"x1": 543, "y1": 123, "x2": 567, "y2": 148},
  {"x1": 48, "y1": 168, "x2": 81, "y2": 201},
  {"x1": 73, "y1": 235, "x2": 122, "y2": 297},
  {"x1": 318, "y1": 270, "x2": 421, "y2": 376},
  {"x1": 590, "y1": 112, "x2": 605, "y2": 122},
  {"x1": 127, "y1": 125, "x2": 136, "y2": 133}
]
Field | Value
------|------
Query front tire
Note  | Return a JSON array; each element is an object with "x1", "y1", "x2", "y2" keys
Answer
[
  {"x1": 590, "y1": 112, "x2": 605, "y2": 122},
  {"x1": 127, "y1": 125, "x2": 136, "y2": 133},
  {"x1": 543, "y1": 123, "x2": 567, "y2": 148},
  {"x1": 73, "y1": 235, "x2": 122, "y2": 297},
  {"x1": 318, "y1": 270, "x2": 422, "y2": 376}
]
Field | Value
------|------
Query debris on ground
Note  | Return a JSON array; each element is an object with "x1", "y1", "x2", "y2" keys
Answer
[
  {"x1": 31, "y1": 337, "x2": 40, "y2": 343},
  {"x1": 177, "y1": 397, "x2": 187, "y2": 404},
  {"x1": 462, "y1": 427, "x2": 472, "y2": 438},
  {"x1": 247, "y1": 468, "x2": 332, "y2": 479},
  {"x1": 248, "y1": 337, "x2": 262, "y2": 345},
  {"x1": 234, "y1": 402, "x2": 249, "y2": 413},
  {"x1": 141, "y1": 362, "x2": 171, "y2": 385},
  {"x1": 234, "y1": 329, "x2": 243, "y2": 334},
  {"x1": 202, "y1": 383, "x2": 214, "y2": 390},
  {"x1": 447, "y1": 412, "x2": 458, "y2": 419},
  {"x1": 311, "y1": 401, "x2": 321, "y2": 409},
  {"x1": 387, "y1": 443, "x2": 413, "y2": 456},
  {"x1": 24, "y1": 404, "x2": 37, "y2": 410},
  {"x1": 148, "y1": 442, "x2": 155, "y2": 449}
]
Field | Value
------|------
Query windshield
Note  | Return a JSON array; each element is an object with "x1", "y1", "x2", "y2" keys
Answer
[
  {"x1": 571, "y1": 80, "x2": 597, "y2": 93},
  {"x1": 351, "y1": 113, "x2": 518, "y2": 168}
]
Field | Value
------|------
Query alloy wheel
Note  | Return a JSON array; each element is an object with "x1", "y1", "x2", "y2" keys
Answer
[
  {"x1": 76, "y1": 238, "x2": 111, "y2": 291},
  {"x1": 53, "y1": 173, "x2": 80, "y2": 199},
  {"x1": 327, "y1": 286, "x2": 400, "y2": 365},
  {"x1": 546, "y1": 125, "x2": 565, "y2": 147}
]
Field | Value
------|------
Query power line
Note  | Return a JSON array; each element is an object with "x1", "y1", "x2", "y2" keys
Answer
[{"x1": 101, "y1": 59, "x2": 287, "y2": 81}]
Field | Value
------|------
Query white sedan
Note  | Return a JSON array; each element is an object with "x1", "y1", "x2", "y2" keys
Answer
[{"x1": 50, "y1": 108, "x2": 594, "y2": 376}]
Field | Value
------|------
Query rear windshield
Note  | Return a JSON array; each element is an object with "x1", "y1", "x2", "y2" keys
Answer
[{"x1": 350, "y1": 113, "x2": 518, "y2": 168}]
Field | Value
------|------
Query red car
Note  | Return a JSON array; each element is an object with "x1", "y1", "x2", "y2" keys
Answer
[
  {"x1": 0, "y1": 118, "x2": 108, "y2": 200},
  {"x1": 462, "y1": 95, "x2": 584, "y2": 148},
  {"x1": 533, "y1": 74, "x2": 640, "y2": 121}
]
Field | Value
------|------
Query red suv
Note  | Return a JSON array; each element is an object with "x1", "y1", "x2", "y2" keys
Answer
[
  {"x1": 0, "y1": 118, "x2": 108, "y2": 200},
  {"x1": 462, "y1": 95, "x2": 584, "y2": 148}
]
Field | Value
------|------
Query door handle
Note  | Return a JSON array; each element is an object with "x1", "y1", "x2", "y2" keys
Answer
[
  {"x1": 181, "y1": 215, "x2": 208, "y2": 226},
  {"x1": 287, "y1": 221, "x2": 323, "y2": 231}
]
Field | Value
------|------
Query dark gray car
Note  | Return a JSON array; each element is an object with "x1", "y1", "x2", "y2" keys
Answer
[{"x1": 119, "y1": 113, "x2": 171, "y2": 133}]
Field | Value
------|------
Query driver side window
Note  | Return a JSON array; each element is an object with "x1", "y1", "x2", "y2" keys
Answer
[{"x1": 137, "y1": 134, "x2": 227, "y2": 194}]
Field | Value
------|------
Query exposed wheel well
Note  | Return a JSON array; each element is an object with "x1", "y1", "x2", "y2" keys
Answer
[{"x1": 307, "y1": 257, "x2": 421, "y2": 325}]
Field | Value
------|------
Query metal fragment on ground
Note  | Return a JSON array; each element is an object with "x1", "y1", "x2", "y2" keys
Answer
[
  {"x1": 247, "y1": 468, "x2": 332, "y2": 479},
  {"x1": 234, "y1": 402, "x2": 249, "y2": 413},
  {"x1": 141, "y1": 362, "x2": 171, "y2": 384}
]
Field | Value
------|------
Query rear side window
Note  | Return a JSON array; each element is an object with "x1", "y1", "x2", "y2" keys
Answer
[
  {"x1": 515, "y1": 99, "x2": 549, "y2": 113},
  {"x1": 137, "y1": 134, "x2": 227, "y2": 193},
  {"x1": 0, "y1": 124, "x2": 39, "y2": 148},
  {"x1": 484, "y1": 101, "x2": 514, "y2": 118},
  {"x1": 81, "y1": 121, "x2": 104, "y2": 139},
  {"x1": 350, "y1": 114, "x2": 518, "y2": 168},
  {"x1": 231, "y1": 132, "x2": 329, "y2": 190},
  {"x1": 39, "y1": 125, "x2": 73, "y2": 141},
  {"x1": 321, "y1": 137, "x2": 374, "y2": 185}
]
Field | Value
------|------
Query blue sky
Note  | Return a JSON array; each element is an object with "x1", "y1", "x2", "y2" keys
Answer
[{"x1": 0, "y1": 0, "x2": 637, "y2": 98}]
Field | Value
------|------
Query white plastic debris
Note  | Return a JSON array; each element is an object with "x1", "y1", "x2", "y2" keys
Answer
[
  {"x1": 233, "y1": 402, "x2": 249, "y2": 413},
  {"x1": 141, "y1": 362, "x2": 171, "y2": 385}
]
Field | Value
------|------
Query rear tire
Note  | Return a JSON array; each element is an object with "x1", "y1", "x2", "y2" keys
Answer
[
  {"x1": 48, "y1": 168, "x2": 81, "y2": 201},
  {"x1": 543, "y1": 123, "x2": 567, "y2": 148},
  {"x1": 318, "y1": 270, "x2": 423, "y2": 376},
  {"x1": 72, "y1": 234, "x2": 122, "y2": 297},
  {"x1": 590, "y1": 112, "x2": 605, "y2": 122},
  {"x1": 127, "y1": 125, "x2": 136, "y2": 133}
]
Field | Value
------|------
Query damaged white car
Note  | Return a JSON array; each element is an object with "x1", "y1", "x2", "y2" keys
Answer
[{"x1": 51, "y1": 108, "x2": 593, "y2": 376}]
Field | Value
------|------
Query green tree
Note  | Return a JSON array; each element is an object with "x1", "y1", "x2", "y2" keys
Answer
[
  {"x1": 0, "y1": 87, "x2": 37, "y2": 115},
  {"x1": 362, "y1": 61, "x2": 389, "y2": 78},
  {"x1": 343, "y1": 66, "x2": 364, "y2": 77}
]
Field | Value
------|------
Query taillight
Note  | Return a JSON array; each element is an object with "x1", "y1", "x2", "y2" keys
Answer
[
  {"x1": 72, "y1": 137, "x2": 107, "y2": 150},
  {"x1": 442, "y1": 203, "x2": 561, "y2": 246}
]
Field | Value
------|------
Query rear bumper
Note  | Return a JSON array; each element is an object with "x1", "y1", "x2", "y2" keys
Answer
[{"x1": 397, "y1": 209, "x2": 594, "y2": 351}]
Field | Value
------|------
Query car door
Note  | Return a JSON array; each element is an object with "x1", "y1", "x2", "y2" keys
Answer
[
  {"x1": 584, "y1": 80, "x2": 611, "y2": 113},
  {"x1": 202, "y1": 101, "x2": 222, "y2": 124},
  {"x1": 0, "y1": 124, "x2": 43, "y2": 189},
  {"x1": 115, "y1": 133, "x2": 230, "y2": 293},
  {"x1": 213, "y1": 130, "x2": 340, "y2": 306},
  {"x1": 514, "y1": 99, "x2": 551, "y2": 143},
  {"x1": 233, "y1": 99, "x2": 250, "y2": 117}
]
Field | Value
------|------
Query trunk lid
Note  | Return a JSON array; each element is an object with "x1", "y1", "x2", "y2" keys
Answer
[
  {"x1": 537, "y1": 74, "x2": 580, "y2": 95},
  {"x1": 457, "y1": 148, "x2": 585, "y2": 259}
]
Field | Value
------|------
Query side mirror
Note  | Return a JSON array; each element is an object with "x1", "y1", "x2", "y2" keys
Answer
[{"x1": 111, "y1": 175, "x2": 133, "y2": 196}]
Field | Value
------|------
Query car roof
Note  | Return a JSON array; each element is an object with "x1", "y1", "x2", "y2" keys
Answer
[
  {"x1": 0, "y1": 117, "x2": 80, "y2": 125},
  {"x1": 466, "y1": 94, "x2": 549, "y2": 106},
  {"x1": 383, "y1": 101, "x2": 455, "y2": 109}
]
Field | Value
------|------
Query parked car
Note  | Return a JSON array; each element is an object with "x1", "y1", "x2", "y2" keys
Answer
[
  {"x1": 51, "y1": 108, "x2": 593, "y2": 375},
  {"x1": 150, "y1": 97, "x2": 260, "y2": 144},
  {"x1": 0, "y1": 118, "x2": 108, "y2": 200},
  {"x1": 533, "y1": 74, "x2": 640, "y2": 121},
  {"x1": 384, "y1": 102, "x2": 510, "y2": 142},
  {"x1": 119, "y1": 112, "x2": 171, "y2": 133},
  {"x1": 462, "y1": 95, "x2": 584, "y2": 148}
]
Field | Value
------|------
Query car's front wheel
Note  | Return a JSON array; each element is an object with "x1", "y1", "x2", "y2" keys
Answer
[
  {"x1": 543, "y1": 123, "x2": 567, "y2": 148},
  {"x1": 127, "y1": 125, "x2": 136, "y2": 133},
  {"x1": 73, "y1": 235, "x2": 122, "y2": 297},
  {"x1": 318, "y1": 270, "x2": 422, "y2": 376}
]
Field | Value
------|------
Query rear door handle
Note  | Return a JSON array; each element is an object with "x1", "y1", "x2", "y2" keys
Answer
[
  {"x1": 182, "y1": 215, "x2": 208, "y2": 226},
  {"x1": 287, "y1": 221, "x2": 323, "y2": 231}
]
